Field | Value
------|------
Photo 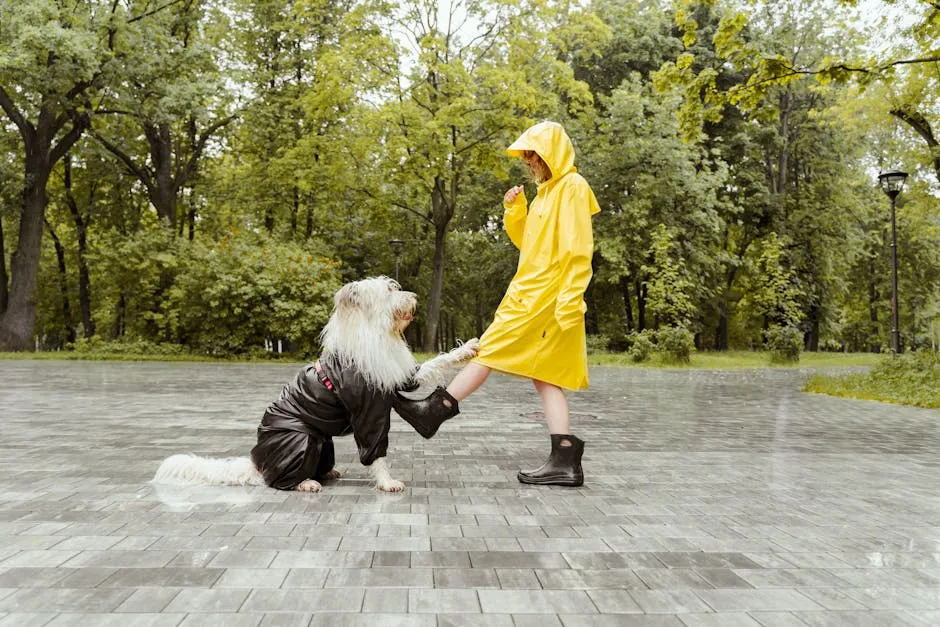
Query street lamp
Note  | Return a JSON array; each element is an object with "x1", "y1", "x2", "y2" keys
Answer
[
  {"x1": 877, "y1": 170, "x2": 908, "y2": 354},
  {"x1": 388, "y1": 239, "x2": 404, "y2": 283}
]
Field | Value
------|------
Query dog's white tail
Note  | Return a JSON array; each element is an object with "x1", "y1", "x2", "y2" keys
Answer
[{"x1": 153, "y1": 454, "x2": 265, "y2": 487}]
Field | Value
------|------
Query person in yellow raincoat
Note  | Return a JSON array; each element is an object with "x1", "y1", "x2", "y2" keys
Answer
[{"x1": 446, "y1": 120, "x2": 600, "y2": 486}]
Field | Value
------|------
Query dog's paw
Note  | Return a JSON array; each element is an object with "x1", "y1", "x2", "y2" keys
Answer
[
  {"x1": 320, "y1": 469, "x2": 342, "y2": 480},
  {"x1": 451, "y1": 337, "x2": 480, "y2": 361},
  {"x1": 294, "y1": 479, "x2": 322, "y2": 492},
  {"x1": 375, "y1": 477, "x2": 405, "y2": 492}
]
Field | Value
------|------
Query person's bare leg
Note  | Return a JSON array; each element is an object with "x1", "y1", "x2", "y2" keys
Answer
[
  {"x1": 446, "y1": 362, "x2": 491, "y2": 401},
  {"x1": 533, "y1": 379, "x2": 570, "y2": 436},
  {"x1": 518, "y1": 378, "x2": 583, "y2": 485}
]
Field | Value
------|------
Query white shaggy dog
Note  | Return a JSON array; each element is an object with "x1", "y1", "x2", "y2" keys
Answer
[{"x1": 154, "y1": 276, "x2": 478, "y2": 493}]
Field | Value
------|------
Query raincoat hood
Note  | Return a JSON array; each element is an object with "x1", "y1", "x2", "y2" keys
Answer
[{"x1": 507, "y1": 121, "x2": 576, "y2": 182}]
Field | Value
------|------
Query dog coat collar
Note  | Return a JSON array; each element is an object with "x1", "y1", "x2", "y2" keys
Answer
[{"x1": 314, "y1": 360, "x2": 336, "y2": 393}]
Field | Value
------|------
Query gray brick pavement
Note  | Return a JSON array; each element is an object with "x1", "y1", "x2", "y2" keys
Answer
[{"x1": 0, "y1": 360, "x2": 938, "y2": 626}]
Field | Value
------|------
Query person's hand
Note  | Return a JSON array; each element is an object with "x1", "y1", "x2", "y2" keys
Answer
[{"x1": 504, "y1": 185, "x2": 524, "y2": 204}]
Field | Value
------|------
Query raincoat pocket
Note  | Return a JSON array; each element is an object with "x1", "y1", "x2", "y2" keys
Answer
[
  {"x1": 555, "y1": 299, "x2": 587, "y2": 330},
  {"x1": 494, "y1": 288, "x2": 529, "y2": 323}
]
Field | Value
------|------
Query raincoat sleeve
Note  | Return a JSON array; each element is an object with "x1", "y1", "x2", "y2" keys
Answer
[
  {"x1": 555, "y1": 180, "x2": 597, "y2": 330},
  {"x1": 503, "y1": 191, "x2": 528, "y2": 250}
]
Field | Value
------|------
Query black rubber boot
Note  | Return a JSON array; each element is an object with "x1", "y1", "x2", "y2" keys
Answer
[
  {"x1": 517, "y1": 434, "x2": 584, "y2": 486},
  {"x1": 392, "y1": 386, "x2": 460, "y2": 439}
]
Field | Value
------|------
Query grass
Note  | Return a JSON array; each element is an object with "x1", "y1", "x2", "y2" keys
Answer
[
  {"x1": 804, "y1": 351, "x2": 940, "y2": 409},
  {"x1": 586, "y1": 349, "x2": 881, "y2": 369},
  {"x1": 0, "y1": 351, "x2": 292, "y2": 363},
  {"x1": 3, "y1": 348, "x2": 881, "y2": 369}
]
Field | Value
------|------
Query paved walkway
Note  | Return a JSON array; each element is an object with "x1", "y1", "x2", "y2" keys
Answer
[{"x1": 0, "y1": 360, "x2": 938, "y2": 626}]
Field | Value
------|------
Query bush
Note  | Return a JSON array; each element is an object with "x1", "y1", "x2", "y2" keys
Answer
[
  {"x1": 655, "y1": 326, "x2": 695, "y2": 364},
  {"x1": 821, "y1": 338, "x2": 843, "y2": 352},
  {"x1": 169, "y1": 235, "x2": 343, "y2": 356},
  {"x1": 607, "y1": 329, "x2": 631, "y2": 352},
  {"x1": 585, "y1": 334, "x2": 610, "y2": 354},
  {"x1": 628, "y1": 330, "x2": 655, "y2": 363},
  {"x1": 764, "y1": 325, "x2": 802, "y2": 364},
  {"x1": 805, "y1": 349, "x2": 939, "y2": 408},
  {"x1": 70, "y1": 337, "x2": 187, "y2": 356}
]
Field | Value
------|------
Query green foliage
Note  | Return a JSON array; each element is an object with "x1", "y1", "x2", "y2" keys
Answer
[
  {"x1": 740, "y1": 234, "x2": 804, "y2": 328},
  {"x1": 655, "y1": 326, "x2": 696, "y2": 364},
  {"x1": 644, "y1": 224, "x2": 698, "y2": 328},
  {"x1": 585, "y1": 333, "x2": 610, "y2": 355},
  {"x1": 70, "y1": 337, "x2": 186, "y2": 357},
  {"x1": 8, "y1": 0, "x2": 938, "y2": 365},
  {"x1": 168, "y1": 234, "x2": 342, "y2": 356},
  {"x1": 764, "y1": 325, "x2": 802, "y2": 364},
  {"x1": 628, "y1": 330, "x2": 655, "y2": 363},
  {"x1": 805, "y1": 350, "x2": 940, "y2": 408}
]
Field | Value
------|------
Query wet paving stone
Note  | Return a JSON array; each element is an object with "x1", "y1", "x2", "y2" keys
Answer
[{"x1": 0, "y1": 360, "x2": 938, "y2": 624}]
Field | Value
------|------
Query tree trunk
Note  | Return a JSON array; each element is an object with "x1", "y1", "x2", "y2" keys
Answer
[
  {"x1": 868, "y1": 258, "x2": 880, "y2": 353},
  {"x1": 806, "y1": 304, "x2": 819, "y2": 351},
  {"x1": 716, "y1": 299, "x2": 728, "y2": 350},
  {"x1": 423, "y1": 170, "x2": 454, "y2": 352},
  {"x1": 715, "y1": 265, "x2": 738, "y2": 350},
  {"x1": 63, "y1": 155, "x2": 95, "y2": 338},
  {"x1": 291, "y1": 186, "x2": 299, "y2": 234},
  {"x1": 112, "y1": 293, "x2": 126, "y2": 340},
  {"x1": 0, "y1": 90, "x2": 89, "y2": 350},
  {"x1": 45, "y1": 218, "x2": 76, "y2": 346},
  {"x1": 635, "y1": 279, "x2": 647, "y2": 331},
  {"x1": 145, "y1": 122, "x2": 178, "y2": 227},
  {"x1": 0, "y1": 213, "x2": 8, "y2": 314},
  {"x1": 424, "y1": 220, "x2": 447, "y2": 352},
  {"x1": 585, "y1": 280, "x2": 599, "y2": 335},
  {"x1": 619, "y1": 275, "x2": 634, "y2": 332},
  {"x1": 0, "y1": 156, "x2": 51, "y2": 351}
]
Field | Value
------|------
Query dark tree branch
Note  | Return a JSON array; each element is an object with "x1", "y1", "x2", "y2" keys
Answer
[
  {"x1": 757, "y1": 55, "x2": 940, "y2": 87},
  {"x1": 90, "y1": 129, "x2": 153, "y2": 189},
  {"x1": 180, "y1": 114, "x2": 237, "y2": 182},
  {"x1": 456, "y1": 125, "x2": 508, "y2": 155},
  {"x1": 890, "y1": 106, "x2": 940, "y2": 182},
  {"x1": 127, "y1": 0, "x2": 186, "y2": 24},
  {"x1": 0, "y1": 85, "x2": 32, "y2": 138},
  {"x1": 49, "y1": 112, "x2": 90, "y2": 166},
  {"x1": 390, "y1": 199, "x2": 433, "y2": 224},
  {"x1": 352, "y1": 184, "x2": 433, "y2": 225}
]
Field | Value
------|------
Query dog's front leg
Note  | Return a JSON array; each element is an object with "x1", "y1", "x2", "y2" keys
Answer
[
  {"x1": 370, "y1": 457, "x2": 405, "y2": 492},
  {"x1": 412, "y1": 337, "x2": 480, "y2": 390}
]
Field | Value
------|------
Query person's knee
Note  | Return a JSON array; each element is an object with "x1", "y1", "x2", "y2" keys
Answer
[{"x1": 532, "y1": 379, "x2": 561, "y2": 394}]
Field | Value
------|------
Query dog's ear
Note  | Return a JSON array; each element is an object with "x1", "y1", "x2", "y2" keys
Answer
[{"x1": 335, "y1": 282, "x2": 361, "y2": 311}]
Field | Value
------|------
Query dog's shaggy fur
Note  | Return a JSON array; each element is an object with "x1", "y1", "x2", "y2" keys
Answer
[{"x1": 154, "y1": 276, "x2": 477, "y2": 493}]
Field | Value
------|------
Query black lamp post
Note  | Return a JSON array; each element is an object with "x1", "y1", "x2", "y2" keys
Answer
[
  {"x1": 877, "y1": 170, "x2": 908, "y2": 354},
  {"x1": 388, "y1": 239, "x2": 404, "y2": 283}
]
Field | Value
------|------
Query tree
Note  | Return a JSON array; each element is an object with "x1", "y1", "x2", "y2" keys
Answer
[
  {"x1": 372, "y1": 0, "x2": 607, "y2": 351},
  {"x1": 0, "y1": 0, "x2": 183, "y2": 350},
  {"x1": 91, "y1": 0, "x2": 234, "y2": 237}
]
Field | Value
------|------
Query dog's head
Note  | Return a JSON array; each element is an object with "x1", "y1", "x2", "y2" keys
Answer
[
  {"x1": 334, "y1": 276, "x2": 416, "y2": 335},
  {"x1": 321, "y1": 276, "x2": 419, "y2": 392}
]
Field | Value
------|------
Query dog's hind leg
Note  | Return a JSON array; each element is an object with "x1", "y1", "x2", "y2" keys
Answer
[
  {"x1": 295, "y1": 479, "x2": 322, "y2": 492},
  {"x1": 315, "y1": 440, "x2": 341, "y2": 481}
]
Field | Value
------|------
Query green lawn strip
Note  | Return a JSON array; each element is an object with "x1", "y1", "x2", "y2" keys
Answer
[
  {"x1": 586, "y1": 350, "x2": 880, "y2": 369},
  {"x1": 803, "y1": 353, "x2": 940, "y2": 409},
  {"x1": 0, "y1": 351, "x2": 289, "y2": 363}
]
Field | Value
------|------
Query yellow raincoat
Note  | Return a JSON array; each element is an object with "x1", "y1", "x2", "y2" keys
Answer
[{"x1": 474, "y1": 121, "x2": 601, "y2": 390}]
